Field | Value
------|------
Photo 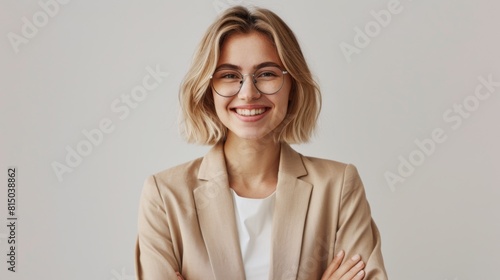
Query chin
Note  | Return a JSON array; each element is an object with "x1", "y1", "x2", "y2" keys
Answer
[{"x1": 230, "y1": 129, "x2": 275, "y2": 142}]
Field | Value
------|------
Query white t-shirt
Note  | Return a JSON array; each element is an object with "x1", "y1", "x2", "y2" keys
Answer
[{"x1": 231, "y1": 189, "x2": 276, "y2": 280}]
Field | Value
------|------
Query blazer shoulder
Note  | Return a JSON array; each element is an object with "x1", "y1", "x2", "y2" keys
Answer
[
  {"x1": 150, "y1": 157, "x2": 204, "y2": 192},
  {"x1": 300, "y1": 154, "x2": 351, "y2": 174},
  {"x1": 298, "y1": 154, "x2": 363, "y2": 185}
]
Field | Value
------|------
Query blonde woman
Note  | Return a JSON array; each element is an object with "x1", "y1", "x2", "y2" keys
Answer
[{"x1": 135, "y1": 6, "x2": 387, "y2": 280}]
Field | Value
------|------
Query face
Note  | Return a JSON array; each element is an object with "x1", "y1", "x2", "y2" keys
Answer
[{"x1": 212, "y1": 31, "x2": 291, "y2": 141}]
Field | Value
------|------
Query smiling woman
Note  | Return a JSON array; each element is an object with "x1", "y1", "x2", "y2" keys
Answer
[
  {"x1": 135, "y1": 5, "x2": 388, "y2": 280},
  {"x1": 212, "y1": 32, "x2": 291, "y2": 141}
]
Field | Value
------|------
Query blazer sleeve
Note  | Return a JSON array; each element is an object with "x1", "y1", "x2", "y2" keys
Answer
[
  {"x1": 334, "y1": 164, "x2": 388, "y2": 280},
  {"x1": 135, "y1": 175, "x2": 181, "y2": 279}
]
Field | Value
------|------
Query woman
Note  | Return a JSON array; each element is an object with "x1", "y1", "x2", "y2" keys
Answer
[{"x1": 135, "y1": 5, "x2": 387, "y2": 280}]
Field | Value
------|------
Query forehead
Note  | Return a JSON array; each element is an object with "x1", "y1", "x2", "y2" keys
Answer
[{"x1": 217, "y1": 31, "x2": 283, "y2": 68}]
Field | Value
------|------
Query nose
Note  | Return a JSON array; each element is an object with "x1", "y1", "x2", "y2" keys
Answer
[{"x1": 237, "y1": 74, "x2": 261, "y2": 101}]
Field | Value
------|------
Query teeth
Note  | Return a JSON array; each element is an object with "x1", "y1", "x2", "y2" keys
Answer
[{"x1": 235, "y1": 108, "x2": 266, "y2": 116}]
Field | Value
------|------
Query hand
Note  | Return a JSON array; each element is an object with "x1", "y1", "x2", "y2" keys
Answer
[
  {"x1": 320, "y1": 250, "x2": 365, "y2": 280},
  {"x1": 176, "y1": 271, "x2": 185, "y2": 280}
]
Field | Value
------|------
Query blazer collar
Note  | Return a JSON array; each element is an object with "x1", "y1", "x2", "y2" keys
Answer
[
  {"x1": 271, "y1": 143, "x2": 312, "y2": 279},
  {"x1": 194, "y1": 143, "x2": 245, "y2": 279},
  {"x1": 194, "y1": 142, "x2": 312, "y2": 279}
]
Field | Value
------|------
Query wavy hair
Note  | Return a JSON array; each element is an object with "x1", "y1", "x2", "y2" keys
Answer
[{"x1": 179, "y1": 5, "x2": 321, "y2": 144}]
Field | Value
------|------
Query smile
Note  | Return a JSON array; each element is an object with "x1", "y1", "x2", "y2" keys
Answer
[{"x1": 234, "y1": 108, "x2": 268, "y2": 116}]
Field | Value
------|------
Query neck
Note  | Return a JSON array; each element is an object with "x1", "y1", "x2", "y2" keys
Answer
[{"x1": 223, "y1": 133, "x2": 281, "y2": 198}]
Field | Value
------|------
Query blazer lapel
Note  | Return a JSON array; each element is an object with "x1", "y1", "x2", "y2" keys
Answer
[
  {"x1": 193, "y1": 144, "x2": 245, "y2": 280},
  {"x1": 270, "y1": 143, "x2": 313, "y2": 279}
]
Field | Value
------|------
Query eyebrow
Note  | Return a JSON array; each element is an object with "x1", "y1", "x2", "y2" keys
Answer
[{"x1": 215, "y1": 61, "x2": 283, "y2": 71}]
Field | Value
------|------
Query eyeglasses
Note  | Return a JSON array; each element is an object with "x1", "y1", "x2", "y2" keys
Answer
[{"x1": 210, "y1": 66, "x2": 288, "y2": 97}]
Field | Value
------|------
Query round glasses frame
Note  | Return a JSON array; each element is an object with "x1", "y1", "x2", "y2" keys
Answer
[{"x1": 210, "y1": 67, "x2": 289, "y2": 97}]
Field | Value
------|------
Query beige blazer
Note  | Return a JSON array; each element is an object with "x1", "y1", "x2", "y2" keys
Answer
[{"x1": 135, "y1": 143, "x2": 388, "y2": 280}]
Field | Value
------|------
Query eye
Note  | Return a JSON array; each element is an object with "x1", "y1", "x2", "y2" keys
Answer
[
  {"x1": 256, "y1": 68, "x2": 280, "y2": 79},
  {"x1": 215, "y1": 70, "x2": 241, "y2": 80},
  {"x1": 222, "y1": 73, "x2": 239, "y2": 79},
  {"x1": 259, "y1": 71, "x2": 278, "y2": 77}
]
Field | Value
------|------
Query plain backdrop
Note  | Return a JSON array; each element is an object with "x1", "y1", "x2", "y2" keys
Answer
[{"x1": 1, "y1": 0, "x2": 499, "y2": 279}]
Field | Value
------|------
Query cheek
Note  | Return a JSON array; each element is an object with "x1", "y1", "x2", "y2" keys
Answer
[
  {"x1": 268, "y1": 94, "x2": 290, "y2": 122},
  {"x1": 212, "y1": 94, "x2": 230, "y2": 117},
  {"x1": 278, "y1": 99, "x2": 290, "y2": 118}
]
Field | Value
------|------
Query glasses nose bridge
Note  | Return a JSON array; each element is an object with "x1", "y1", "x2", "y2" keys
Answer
[
  {"x1": 238, "y1": 72, "x2": 258, "y2": 90},
  {"x1": 237, "y1": 72, "x2": 260, "y2": 98},
  {"x1": 239, "y1": 72, "x2": 256, "y2": 86}
]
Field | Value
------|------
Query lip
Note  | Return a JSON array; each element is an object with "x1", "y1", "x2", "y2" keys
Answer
[
  {"x1": 230, "y1": 104, "x2": 269, "y2": 110},
  {"x1": 230, "y1": 105, "x2": 271, "y2": 122}
]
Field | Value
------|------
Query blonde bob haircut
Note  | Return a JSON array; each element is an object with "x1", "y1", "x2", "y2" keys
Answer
[{"x1": 179, "y1": 5, "x2": 321, "y2": 145}]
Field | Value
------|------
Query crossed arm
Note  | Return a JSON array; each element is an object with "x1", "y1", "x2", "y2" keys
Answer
[{"x1": 175, "y1": 251, "x2": 366, "y2": 280}]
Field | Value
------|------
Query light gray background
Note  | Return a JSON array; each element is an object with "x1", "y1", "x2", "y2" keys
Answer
[{"x1": 1, "y1": 0, "x2": 499, "y2": 279}]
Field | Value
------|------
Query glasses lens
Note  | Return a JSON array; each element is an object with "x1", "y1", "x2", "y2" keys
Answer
[
  {"x1": 253, "y1": 66, "x2": 285, "y2": 94},
  {"x1": 212, "y1": 66, "x2": 285, "y2": 97},
  {"x1": 212, "y1": 69, "x2": 243, "y2": 97}
]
